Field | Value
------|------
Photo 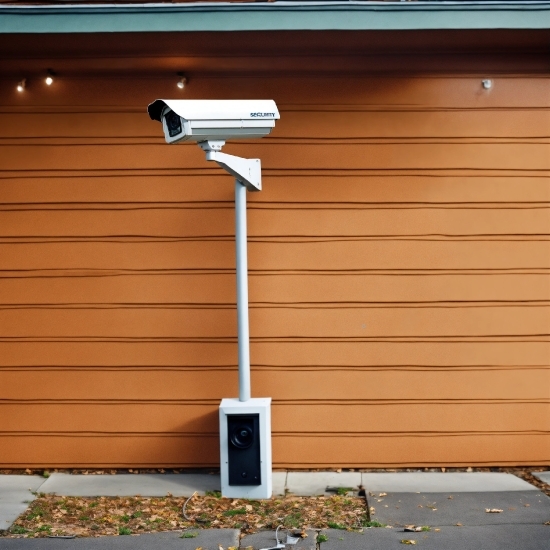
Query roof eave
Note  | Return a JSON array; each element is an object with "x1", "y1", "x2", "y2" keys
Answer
[{"x1": 1, "y1": 1, "x2": 550, "y2": 34}]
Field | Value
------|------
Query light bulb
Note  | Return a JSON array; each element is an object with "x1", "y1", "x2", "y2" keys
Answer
[
  {"x1": 45, "y1": 70, "x2": 55, "y2": 86},
  {"x1": 177, "y1": 77, "x2": 187, "y2": 90},
  {"x1": 16, "y1": 79, "x2": 26, "y2": 92}
]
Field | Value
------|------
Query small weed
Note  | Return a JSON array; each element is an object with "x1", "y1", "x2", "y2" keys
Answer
[
  {"x1": 197, "y1": 519, "x2": 211, "y2": 527},
  {"x1": 336, "y1": 487, "x2": 353, "y2": 496},
  {"x1": 36, "y1": 525, "x2": 52, "y2": 532},
  {"x1": 223, "y1": 508, "x2": 246, "y2": 517},
  {"x1": 283, "y1": 513, "x2": 303, "y2": 528},
  {"x1": 131, "y1": 511, "x2": 143, "y2": 518},
  {"x1": 421, "y1": 526, "x2": 431, "y2": 532},
  {"x1": 26, "y1": 511, "x2": 43, "y2": 520},
  {"x1": 205, "y1": 490, "x2": 222, "y2": 498},
  {"x1": 364, "y1": 520, "x2": 386, "y2": 528},
  {"x1": 10, "y1": 525, "x2": 29, "y2": 534},
  {"x1": 327, "y1": 522, "x2": 346, "y2": 530},
  {"x1": 42, "y1": 471, "x2": 50, "y2": 478},
  {"x1": 318, "y1": 533, "x2": 328, "y2": 544},
  {"x1": 79, "y1": 516, "x2": 90, "y2": 521},
  {"x1": 180, "y1": 531, "x2": 199, "y2": 539},
  {"x1": 89, "y1": 502, "x2": 99, "y2": 508},
  {"x1": 121, "y1": 515, "x2": 131, "y2": 523},
  {"x1": 118, "y1": 526, "x2": 132, "y2": 535}
]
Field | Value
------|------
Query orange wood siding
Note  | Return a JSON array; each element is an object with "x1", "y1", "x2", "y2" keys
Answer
[{"x1": 0, "y1": 62, "x2": 548, "y2": 467}]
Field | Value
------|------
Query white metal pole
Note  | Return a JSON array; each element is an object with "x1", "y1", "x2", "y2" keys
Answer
[{"x1": 235, "y1": 179, "x2": 251, "y2": 402}]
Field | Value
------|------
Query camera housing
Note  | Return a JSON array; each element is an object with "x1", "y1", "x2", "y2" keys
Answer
[{"x1": 147, "y1": 99, "x2": 280, "y2": 144}]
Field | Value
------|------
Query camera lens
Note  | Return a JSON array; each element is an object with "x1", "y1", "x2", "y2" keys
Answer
[
  {"x1": 230, "y1": 425, "x2": 254, "y2": 449},
  {"x1": 165, "y1": 110, "x2": 182, "y2": 137}
]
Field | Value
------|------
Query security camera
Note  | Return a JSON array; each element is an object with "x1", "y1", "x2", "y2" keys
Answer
[
  {"x1": 147, "y1": 99, "x2": 280, "y2": 145},
  {"x1": 148, "y1": 99, "x2": 280, "y2": 191}
]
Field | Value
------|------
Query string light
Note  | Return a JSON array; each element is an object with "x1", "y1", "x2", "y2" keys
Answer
[
  {"x1": 16, "y1": 78, "x2": 26, "y2": 92},
  {"x1": 177, "y1": 73, "x2": 187, "y2": 90},
  {"x1": 45, "y1": 69, "x2": 55, "y2": 86}
]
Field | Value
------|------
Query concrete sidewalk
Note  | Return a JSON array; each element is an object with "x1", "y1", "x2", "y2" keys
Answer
[
  {"x1": 1, "y1": 471, "x2": 549, "y2": 549},
  {"x1": 19, "y1": 470, "x2": 542, "y2": 498}
]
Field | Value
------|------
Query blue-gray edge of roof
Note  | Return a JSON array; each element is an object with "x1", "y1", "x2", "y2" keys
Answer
[{"x1": 0, "y1": 1, "x2": 550, "y2": 33}]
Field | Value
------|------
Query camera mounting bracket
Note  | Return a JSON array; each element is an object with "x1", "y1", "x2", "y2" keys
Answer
[{"x1": 199, "y1": 140, "x2": 261, "y2": 191}]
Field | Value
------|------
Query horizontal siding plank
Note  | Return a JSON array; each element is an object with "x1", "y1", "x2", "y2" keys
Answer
[
  {"x1": 0, "y1": 434, "x2": 220, "y2": 468},
  {"x1": 272, "y1": 434, "x2": 549, "y2": 467},
  {"x1": 0, "y1": 433, "x2": 546, "y2": 468},
  {"x1": 2, "y1": 110, "x2": 550, "y2": 139},
  {"x1": 0, "y1": 341, "x2": 547, "y2": 367},
  {"x1": 1, "y1": 274, "x2": 548, "y2": 305},
  {"x1": 0, "y1": 306, "x2": 547, "y2": 338},
  {"x1": 1, "y1": 368, "x2": 547, "y2": 401},
  {"x1": 274, "y1": 403, "x2": 550, "y2": 434},
  {"x1": 0, "y1": 403, "x2": 547, "y2": 434},
  {"x1": 0, "y1": 207, "x2": 548, "y2": 237},
  {"x1": 0, "y1": 241, "x2": 547, "y2": 270},
  {"x1": 1, "y1": 143, "x2": 549, "y2": 171},
  {"x1": 0, "y1": 176, "x2": 548, "y2": 204}
]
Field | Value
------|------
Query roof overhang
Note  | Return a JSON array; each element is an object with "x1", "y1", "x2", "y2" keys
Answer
[{"x1": 1, "y1": 1, "x2": 550, "y2": 34}]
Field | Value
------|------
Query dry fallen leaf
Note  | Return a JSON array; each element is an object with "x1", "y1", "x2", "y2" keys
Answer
[
  {"x1": 400, "y1": 540, "x2": 417, "y2": 545},
  {"x1": 379, "y1": 493, "x2": 387, "y2": 497},
  {"x1": 485, "y1": 509, "x2": 503, "y2": 513}
]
